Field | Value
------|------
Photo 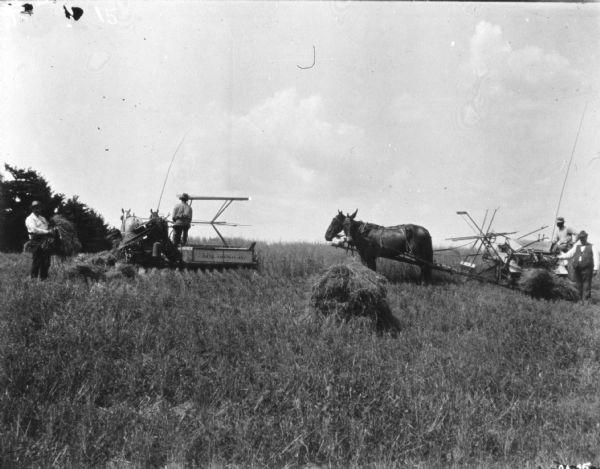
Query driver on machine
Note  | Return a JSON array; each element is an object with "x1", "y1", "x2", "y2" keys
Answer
[{"x1": 550, "y1": 217, "x2": 578, "y2": 253}]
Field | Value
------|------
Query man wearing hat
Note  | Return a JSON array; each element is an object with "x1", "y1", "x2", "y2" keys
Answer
[
  {"x1": 25, "y1": 201, "x2": 53, "y2": 279},
  {"x1": 558, "y1": 231, "x2": 599, "y2": 305},
  {"x1": 172, "y1": 193, "x2": 193, "y2": 247},
  {"x1": 551, "y1": 217, "x2": 578, "y2": 253}
]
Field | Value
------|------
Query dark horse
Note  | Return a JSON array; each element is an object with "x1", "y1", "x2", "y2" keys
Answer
[{"x1": 325, "y1": 209, "x2": 433, "y2": 283}]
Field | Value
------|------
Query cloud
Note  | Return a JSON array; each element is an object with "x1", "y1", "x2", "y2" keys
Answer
[
  {"x1": 220, "y1": 88, "x2": 366, "y2": 195},
  {"x1": 470, "y1": 21, "x2": 510, "y2": 78},
  {"x1": 389, "y1": 93, "x2": 427, "y2": 124},
  {"x1": 170, "y1": 88, "x2": 372, "y2": 240},
  {"x1": 464, "y1": 21, "x2": 585, "y2": 122}
]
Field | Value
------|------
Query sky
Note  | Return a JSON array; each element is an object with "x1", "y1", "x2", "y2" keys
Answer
[{"x1": 2, "y1": 1, "x2": 599, "y2": 245}]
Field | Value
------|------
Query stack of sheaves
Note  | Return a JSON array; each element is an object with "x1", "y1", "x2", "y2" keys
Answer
[
  {"x1": 310, "y1": 262, "x2": 401, "y2": 333},
  {"x1": 50, "y1": 215, "x2": 82, "y2": 257},
  {"x1": 518, "y1": 268, "x2": 578, "y2": 301}
]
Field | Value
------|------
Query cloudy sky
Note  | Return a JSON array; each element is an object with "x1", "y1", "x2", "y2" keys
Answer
[{"x1": 2, "y1": 1, "x2": 599, "y2": 244}]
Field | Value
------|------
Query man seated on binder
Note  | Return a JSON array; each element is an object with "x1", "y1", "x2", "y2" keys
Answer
[{"x1": 550, "y1": 217, "x2": 578, "y2": 253}]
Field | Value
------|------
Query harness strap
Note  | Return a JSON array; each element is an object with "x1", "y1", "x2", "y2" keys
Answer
[{"x1": 401, "y1": 225, "x2": 412, "y2": 254}]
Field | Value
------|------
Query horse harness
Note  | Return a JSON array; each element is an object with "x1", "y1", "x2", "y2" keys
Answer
[{"x1": 352, "y1": 220, "x2": 412, "y2": 256}]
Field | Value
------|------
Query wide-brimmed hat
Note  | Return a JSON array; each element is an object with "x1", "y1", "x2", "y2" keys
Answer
[
  {"x1": 179, "y1": 193, "x2": 190, "y2": 201},
  {"x1": 556, "y1": 217, "x2": 565, "y2": 223},
  {"x1": 577, "y1": 230, "x2": 588, "y2": 240},
  {"x1": 31, "y1": 200, "x2": 42, "y2": 208}
]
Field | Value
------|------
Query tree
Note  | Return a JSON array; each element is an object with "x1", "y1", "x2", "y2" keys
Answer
[
  {"x1": 0, "y1": 164, "x2": 111, "y2": 253},
  {"x1": 0, "y1": 164, "x2": 63, "y2": 252},
  {"x1": 58, "y1": 196, "x2": 111, "y2": 252}
]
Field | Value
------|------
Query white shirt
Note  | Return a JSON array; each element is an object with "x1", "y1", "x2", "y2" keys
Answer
[
  {"x1": 172, "y1": 202, "x2": 193, "y2": 225},
  {"x1": 25, "y1": 212, "x2": 50, "y2": 238},
  {"x1": 558, "y1": 241, "x2": 599, "y2": 271},
  {"x1": 552, "y1": 226, "x2": 578, "y2": 245}
]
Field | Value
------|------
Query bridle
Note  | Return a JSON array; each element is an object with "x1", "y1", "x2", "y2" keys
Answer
[{"x1": 327, "y1": 214, "x2": 345, "y2": 239}]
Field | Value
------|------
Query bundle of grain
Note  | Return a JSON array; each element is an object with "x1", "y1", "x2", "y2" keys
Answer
[
  {"x1": 518, "y1": 268, "x2": 579, "y2": 301},
  {"x1": 88, "y1": 252, "x2": 117, "y2": 267},
  {"x1": 50, "y1": 215, "x2": 81, "y2": 257},
  {"x1": 551, "y1": 276, "x2": 579, "y2": 301},
  {"x1": 105, "y1": 269, "x2": 124, "y2": 281},
  {"x1": 310, "y1": 262, "x2": 401, "y2": 333},
  {"x1": 518, "y1": 268, "x2": 554, "y2": 299},
  {"x1": 64, "y1": 263, "x2": 107, "y2": 282},
  {"x1": 115, "y1": 263, "x2": 137, "y2": 278}
]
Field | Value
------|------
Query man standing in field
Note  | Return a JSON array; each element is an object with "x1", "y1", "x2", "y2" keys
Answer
[
  {"x1": 172, "y1": 193, "x2": 193, "y2": 247},
  {"x1": 25, "y1": 200, "x2": 54, "y2": 280},
  {"x1": 558, "y1": 231, "x2": 599, "y2": 305},
  {"x1": 551, "y1": 216, "x2": 578, "y2": 253}
]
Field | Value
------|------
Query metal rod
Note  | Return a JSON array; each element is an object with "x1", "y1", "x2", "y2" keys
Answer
[
  {"x1": 212, "y1": 200, "x2": 233, "y2": 223},
  {"x1": 517, "y1": 225, "x2": 549, "y2": 240},
  {"x1": 157, "y1": 128, "x2": 192, "y2": 212},
  {"x1": 446, "y1": 232, "x2": 516, "y2": 241},
  {"x1": 190, "y1": 221, "x2": 247, "y2": 226},
  {"x1": 460, "y1": 212, "x2": 480, "y2": 236},
  {"x1": 463, "y1": 209, "x2": 503, "y2": 263},
  {"x1": 485, "y1": 208, "x2": 499, "y2": 234},
  {"x1": 551, "y1": 101, "x2": 588, "y2": 241},
  {"x1": 178, "y1": 196, "x2": 250, "y2": 201},
  {"x1": 212, "y1": 224, "x2": 228, "y2": 247},
  {"x1": 481, "y1": 209, "x2": 489, "y2": 235}
]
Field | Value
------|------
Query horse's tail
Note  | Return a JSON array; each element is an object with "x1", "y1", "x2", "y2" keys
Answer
[
  {"x1": 411, "y1": 226, "x2": 433, "y2": 283},
  {"x1": 422, "y1": 231, "x2": 433, "y2": 282},
  {"x1": 421, "y1": 229, "x2": 434, "y2": 263}
]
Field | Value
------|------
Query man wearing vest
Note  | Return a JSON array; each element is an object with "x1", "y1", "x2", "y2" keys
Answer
[{"x1": 558, "y1": 231, "x2": 599, "y2": 305}]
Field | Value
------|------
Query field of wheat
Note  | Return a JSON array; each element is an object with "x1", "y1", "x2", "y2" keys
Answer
[{"x1": 1, "y1": 243, "x2": 600, "y2": 468}]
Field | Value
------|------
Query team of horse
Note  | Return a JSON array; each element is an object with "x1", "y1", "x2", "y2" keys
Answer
[
  {"x1": 118, "y1": 208, "x2": 181, "y2": 264},
  {"x1": 119, "y1": 209, "x2": 163, "y2": 237},
  {"x1": 325, "y1": 209, "x2": 433, "y2": 284}
]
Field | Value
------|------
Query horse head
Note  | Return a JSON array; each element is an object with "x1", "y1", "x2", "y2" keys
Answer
[
  {"x1": 324, "y1": 210, "x2": 345, "y2": 241},
  {"x1": 120, "y1": 208, "x2": 130, "y2": 233},
  {"x1": 120, "y1": 208, "x2": 141, "y2": 235},
  {"x1": 342, "y1": 209, "x2": 358, "y2": 238},
  {"x1": 325, "y1": 209, "x2": 357, "y2": 241}
]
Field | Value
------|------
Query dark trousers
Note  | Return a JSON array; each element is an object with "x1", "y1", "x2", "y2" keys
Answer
[
  {"x1": 573, "y1": 266, "x2": 593, "y2": 304},
  {"x1": 31, "y1": 244, "x2": 51, "y2": 279},
  {"x1": 172, "y1": 225, "x2": 190, "y2": 246}
]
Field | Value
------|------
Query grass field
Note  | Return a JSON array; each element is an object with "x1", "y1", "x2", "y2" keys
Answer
[{"x1": 1, "y1": 243, "x2": 600, "y2": 468}]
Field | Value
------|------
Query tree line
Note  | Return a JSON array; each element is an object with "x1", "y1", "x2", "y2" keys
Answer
[{"x1": 0, "y1": 164, "x2": 114, "y2": 253}]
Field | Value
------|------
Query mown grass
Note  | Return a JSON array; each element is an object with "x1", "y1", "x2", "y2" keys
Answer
[{"x1": 1, "y1": 244, "x2": 600, "y2": 468}]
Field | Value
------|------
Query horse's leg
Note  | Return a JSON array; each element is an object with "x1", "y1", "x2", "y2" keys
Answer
[{"x1": 420, "y1": 263, "x2": 432, "y2": 285}]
